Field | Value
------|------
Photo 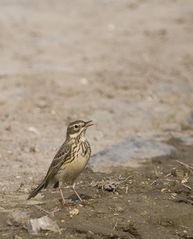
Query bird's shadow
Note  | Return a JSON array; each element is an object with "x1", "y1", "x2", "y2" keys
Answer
[{"x1": 67, "y1": 193, "x2": 92, "y2": 201}]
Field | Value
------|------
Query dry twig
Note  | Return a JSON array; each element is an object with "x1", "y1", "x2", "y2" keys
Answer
[{"x1": 176, "y1": 160, "x2": 193, "y2": 171}]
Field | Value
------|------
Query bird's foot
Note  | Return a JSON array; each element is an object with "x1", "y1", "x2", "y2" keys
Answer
[{"x1": 74, "y1": 190, "x2": 82, "y2": 201}]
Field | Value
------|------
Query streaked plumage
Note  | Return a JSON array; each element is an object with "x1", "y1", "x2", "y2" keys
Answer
[{"x1": 28, "y1": 120, "x2": 93, "y2": 202}]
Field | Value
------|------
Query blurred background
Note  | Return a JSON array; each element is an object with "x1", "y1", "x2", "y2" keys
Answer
[{"x1": 0, "y1": 0, "x2": 193, "y2": 187}]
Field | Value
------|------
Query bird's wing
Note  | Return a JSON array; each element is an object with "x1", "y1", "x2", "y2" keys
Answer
[
  {"x1": 27, "y1": 142, "x2": 71, "y2": 199},
  {"x1": 43, "y1": 142, "x2": 71, "y2": 185}
]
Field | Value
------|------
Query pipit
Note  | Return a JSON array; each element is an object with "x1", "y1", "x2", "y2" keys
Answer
[{"x1": 27, "y1": 120, "x2": 93, "y2": 204}]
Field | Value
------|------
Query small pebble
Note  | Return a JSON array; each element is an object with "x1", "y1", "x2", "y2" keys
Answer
[
  {"x1": 14, "y1": 235, "x2": 22, "y2": 239},
  {"x1": 69, "y1": 208, "x2": 79, "y2": 217}
]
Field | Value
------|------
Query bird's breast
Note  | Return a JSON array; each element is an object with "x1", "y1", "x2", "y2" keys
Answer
[{"x1": 57, "y1": 141, "x2": 91, "y2": 184}]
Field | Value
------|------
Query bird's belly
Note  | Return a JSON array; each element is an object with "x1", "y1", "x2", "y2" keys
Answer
[{"x1": 57, "y1": 154, "x2": 90, "y2": 185}]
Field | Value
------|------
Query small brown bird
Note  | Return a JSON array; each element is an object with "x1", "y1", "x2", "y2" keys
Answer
[{"x1": 28, "y1": 120, "x2": 93, "y2": 203}]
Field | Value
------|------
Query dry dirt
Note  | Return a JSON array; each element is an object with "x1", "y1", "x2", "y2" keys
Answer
[
  {"x1": 0, "y1": 0, "x2": 193, "y2": 238},
  {"x1": 1, "y1": 139, "x2": 193, "y2": 239}
]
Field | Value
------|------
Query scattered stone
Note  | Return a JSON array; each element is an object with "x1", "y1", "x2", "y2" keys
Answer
[
  {"x1": 27, "y1": 216, "x2": 60, "y2": 235},
  {"x1": 14, "y1": 235, "x2": 22, "y2": 239},
  {"x1": 36, "y1": 100, "x2": 48, "y2": 109},
  {"x1": 27, "y1": 126, "x2": 40, "y2": 135},
  {"x1": 7, "y1": 150, "x2": 13, "y2": 155},
  {"x1": 87, "y1": 230, "x2": 95, "y2": 238},
  {"x1": 116, "y1": 206, "x2": 124, "y2": 213},
  {"x1": 29, "y1": 145, "x2": 38, "y2": 153},
  {"x1": 69, "y1": 208, "x2": 79, "y2": 217},
  {"x1": 7, "y1": 209, "x2": 30, "y2": 226},
  {"x1": 80, "y1": 78, "x2": 88, "y2": 85}
]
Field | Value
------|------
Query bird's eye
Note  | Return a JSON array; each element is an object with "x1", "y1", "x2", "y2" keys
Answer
[{"x1": 74, "y1": 125, "x2": 78, "y2": 129}]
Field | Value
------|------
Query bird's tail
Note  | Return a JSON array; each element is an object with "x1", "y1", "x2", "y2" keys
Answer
[{"x1": 27, "y1": 180, "x2": 46, "y2": 200}]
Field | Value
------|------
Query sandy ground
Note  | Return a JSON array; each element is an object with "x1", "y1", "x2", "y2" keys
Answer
[{"x1": 0, "y1": 0, "x2": 193, "y2": 238}]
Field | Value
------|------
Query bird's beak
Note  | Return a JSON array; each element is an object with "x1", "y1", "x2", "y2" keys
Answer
[{"x1": 85, "y1": 120, "x2": 94, "y2": 127}]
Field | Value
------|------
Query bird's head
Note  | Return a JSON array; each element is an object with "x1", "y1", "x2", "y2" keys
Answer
[{"x1": 66, "y1": 120, "x2": 93, "y2": 140}]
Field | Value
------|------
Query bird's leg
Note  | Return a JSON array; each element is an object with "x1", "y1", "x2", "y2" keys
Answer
[
  {"x1": 72, "y1": 183, "x2": 82, "y2": 201},
  {"x1": 59, "y1": 186, "x2": 66, "y2": 205}
]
